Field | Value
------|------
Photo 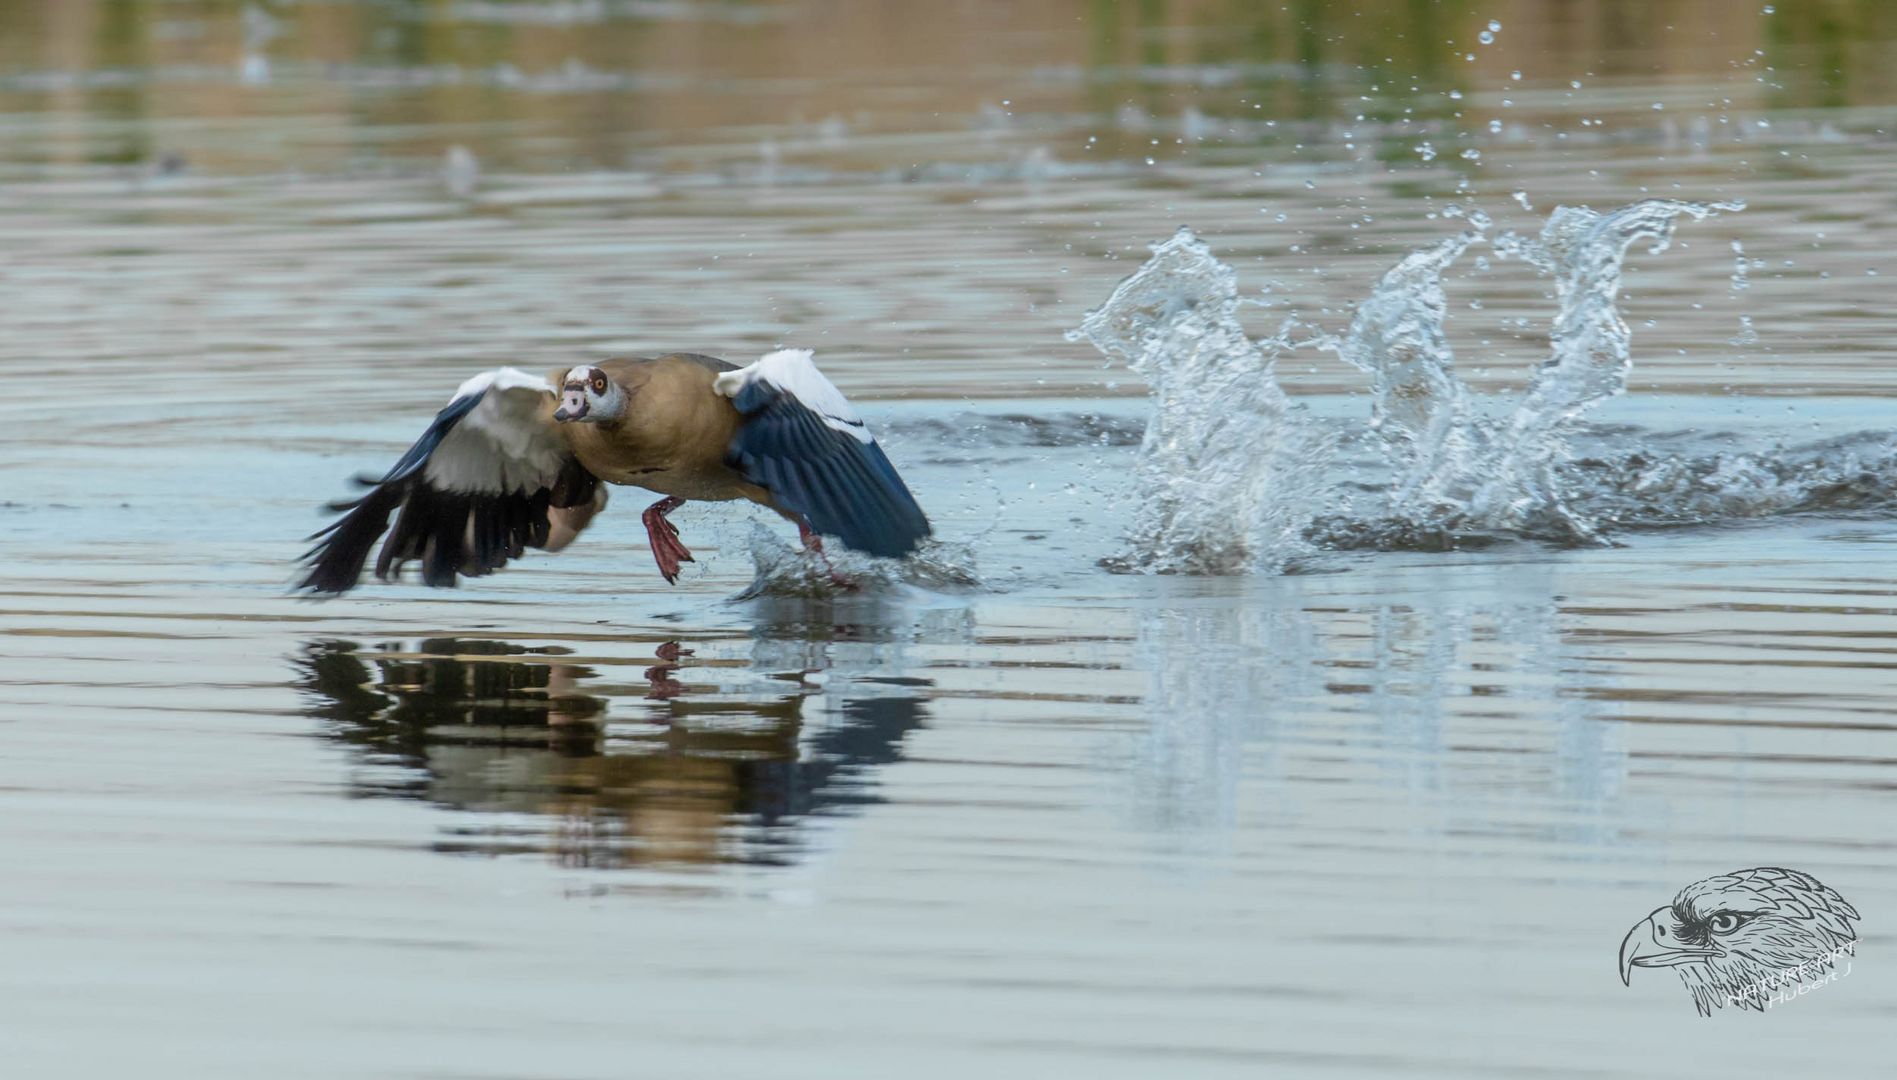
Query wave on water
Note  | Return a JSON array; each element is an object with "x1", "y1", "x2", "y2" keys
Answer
[{"x1": 1073, "y1": 198, "x2": 1897, "y2": 569}]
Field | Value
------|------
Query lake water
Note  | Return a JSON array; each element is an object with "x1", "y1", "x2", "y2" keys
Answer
[{"x1": 3, "y1": 1, "x2": 1896, "y2": 1076}]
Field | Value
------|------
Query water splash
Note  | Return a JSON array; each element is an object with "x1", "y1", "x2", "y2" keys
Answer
[
  {"x1": 1066, "y1": 227, "x2": 1330, "y2": 573},
  {"x1": 1067, "y1": 199, "x2": 1897, "y2": 571},
  {"x1": 1333, "y1": 221, "x2": 1486, "y2": 517},
  {"x1": 1467, "y1": 199, "x2": 1745, "y2": 538},
  {"x1": 1566, "y1": 430, "x2": 1897, "y2": 528},
  {"x1": 737, "y1": 523, "x2": 983, "y2": 599}
]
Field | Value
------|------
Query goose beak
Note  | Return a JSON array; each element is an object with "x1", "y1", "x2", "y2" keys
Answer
[{"x1": 554, "y1": 390, "x2": 588, "y2": 422}]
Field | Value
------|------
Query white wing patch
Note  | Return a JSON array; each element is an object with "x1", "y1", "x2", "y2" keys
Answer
[
  {"x1": 426, "y1": 367, "x2": 570, "y2": 494},
  {"x1": 448, "y1": 365, "x2": 552, "y2": 405},
  {"x1": 714, "y1": 348, "x2": 872, "y2": 443}
]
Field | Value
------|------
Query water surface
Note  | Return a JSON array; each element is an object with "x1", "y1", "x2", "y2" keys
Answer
[{"x1": 3, "y1": 2, "x2": 1896, "y2": 1076}]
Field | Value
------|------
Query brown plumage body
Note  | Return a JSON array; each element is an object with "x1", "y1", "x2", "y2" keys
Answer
[
  {"x1": 553, "y1": 354, "x2": 767, "y2": 503},
  {"x1": 543, "y1": 354, "x2": 794, "y2": 544}
]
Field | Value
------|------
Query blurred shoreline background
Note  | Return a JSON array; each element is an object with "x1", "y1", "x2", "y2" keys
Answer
[{"x1": 1, "y1": 1, "x2": 1892, "y2": 178}]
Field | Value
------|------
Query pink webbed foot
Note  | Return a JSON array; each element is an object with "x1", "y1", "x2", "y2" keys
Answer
[{"x1": 642, "y1": 496, "x2": 695, "y2": 585}]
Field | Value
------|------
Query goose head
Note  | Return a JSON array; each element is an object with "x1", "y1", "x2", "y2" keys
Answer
[{"x1": 554, "y1": 366, "x2": 628, "y2": 423}]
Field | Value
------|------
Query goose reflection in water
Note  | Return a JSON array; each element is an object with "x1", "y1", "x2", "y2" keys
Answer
[{"x1": 295, "y1": 635, "x2": 931, "y2": 869}]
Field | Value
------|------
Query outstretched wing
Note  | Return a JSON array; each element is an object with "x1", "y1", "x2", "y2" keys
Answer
[
  {"x1": 715, "y1": 349, "x2": 930, "y2": 559},
  {"x1": 298, "y1": 368, "x2": 605, "y2": 594}
]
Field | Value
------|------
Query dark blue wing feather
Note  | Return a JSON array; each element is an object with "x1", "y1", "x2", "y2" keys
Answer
[{"x1": 726, "y1": 381, "x2": 931, "y2": 559}]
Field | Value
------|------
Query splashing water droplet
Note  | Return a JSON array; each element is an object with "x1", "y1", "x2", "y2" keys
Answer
[
  {"x1": 1478, "y1": 30, "x2": 1494, "y2": 44},
  {"x1": 1067, "y1": 229, "x2": 1330, "y2": 573}
]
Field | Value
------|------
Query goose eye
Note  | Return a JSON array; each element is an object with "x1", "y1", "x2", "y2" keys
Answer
[
  {"x1": 590, "y1": 375, "x2": 607, "y2": 393},
  {"x1": 1707, "y1": 912, "x2": 1749, "y2": 935}
]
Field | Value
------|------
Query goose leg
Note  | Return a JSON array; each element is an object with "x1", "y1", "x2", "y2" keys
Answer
[
  {"x1": 798, "y1": 521, "x2": 857, "y2": 590},
  {"x1": 642, "y1": 496, "x2": 694, "y2": 584},
  {"x1": 796, "y1": 520, "x2": 830, "y2": 564}
]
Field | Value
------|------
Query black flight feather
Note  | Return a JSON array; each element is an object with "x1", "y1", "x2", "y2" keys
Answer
[{"x1": 298, "y1": 386, "x2": 596, "y2": 595}]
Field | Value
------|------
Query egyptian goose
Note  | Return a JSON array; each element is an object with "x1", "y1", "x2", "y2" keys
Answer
[{"x1": 298, "y1": 349, "x2": 930, "y2": 593}]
